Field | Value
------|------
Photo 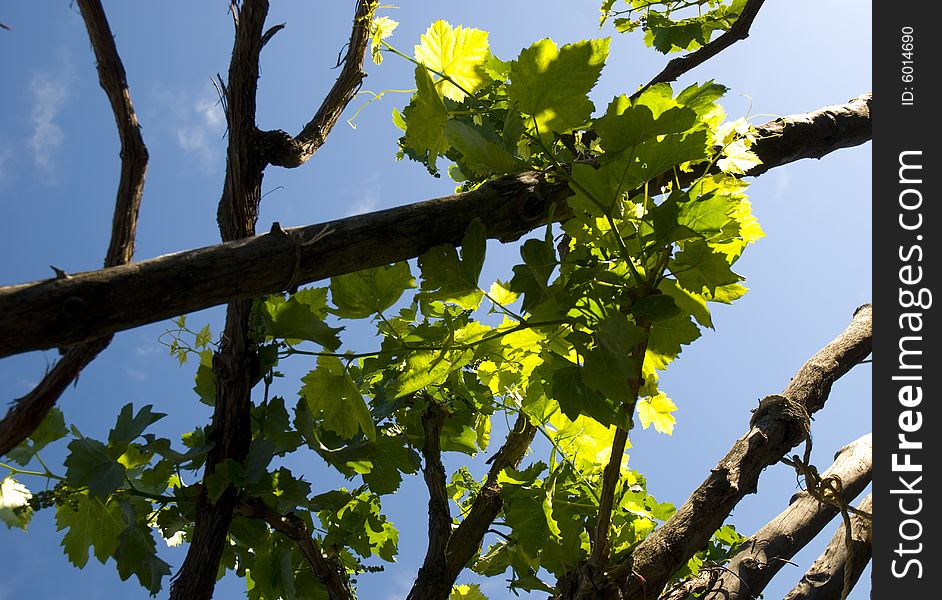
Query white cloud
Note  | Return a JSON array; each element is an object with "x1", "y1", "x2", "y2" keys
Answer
[
  {"x1": 27, "y1": 74, "x2": 67, "y2": 180},
  {"x1": 173, "y1": 88, "x2": 226, "y2": 171},
  {"x1": 344, "y1": 173, "x2": 381, "y2": 217}
]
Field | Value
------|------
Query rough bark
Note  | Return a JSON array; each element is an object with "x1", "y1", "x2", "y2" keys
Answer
[
  {"x1": 169, "y1": 1, "x2": 270, "y2": 598},
  {"x1": 0, "y1": 0, "x2": 148, "y2": 456},
  {"x1": 407, "y1": 404, "x2": 453, "y2": 600},
  {"x1": 698, "y1": 434, "x2": 872, "y2": 599},
  {"x1": 0, "y1": 94, "x2": 871, "y2": 360},
  {"x1": 601, "y1": 305, "x2": 872, "y2": 600},
  {"x1": 784, "y1": 494, "x2": 873, "y2": 600},
  {"x1": 169, "y1": 2, "x2": 371, "y2": 598},
  {"x1": 405, "y1": 413, "x2": 537, "y2": 600}
]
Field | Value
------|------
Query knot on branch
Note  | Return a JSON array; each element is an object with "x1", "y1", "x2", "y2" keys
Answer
[
  {"x1": 749, "y1": 393, "x2": 810, "y2": 447},
  {"x1": 256, "y1": 128, "x2": 308, "y2": 168}
]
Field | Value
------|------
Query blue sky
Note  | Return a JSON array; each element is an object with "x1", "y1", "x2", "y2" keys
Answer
[{"x1": 0, "y1": 2, "x2": 871, "y2": 599}]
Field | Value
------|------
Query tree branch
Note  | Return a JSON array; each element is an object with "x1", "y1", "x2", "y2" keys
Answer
[
  {"x1": 171, "y1": 1, "x2": 271, "y2": 598},
  {"x1": 610, "y1": 304, "x2": 872, "y2": 600},
  {"x1": 633, "y1": 0, "x2": 767, "y2": 98},
  {"x1": 407, "y1": 402, "x2": 452, "y2": 600},
  {"x1": 699, "y1": 434, "x2": 872, "y2": 599},
  {"x1": 258, "y1": 0, "x2": 372, "y2": 168},
  {"x1": 0, "y1": 0, "x2": 148, "y2": 457},
  {"x1": 443, "y1": 414, "x2": 537, "y2": 580},
  {"x1": 0, "y1": 95, "x2": 871, "y2": 361},
  {"x1": 237, "y1": 498, "x2": 355, "y2": 600},
  {"x1": 783, "y1": 493, "x2": 873, "y2": 600},
  {"x1": 748, "y1": 92, "x2": 871, "y2": 178}
]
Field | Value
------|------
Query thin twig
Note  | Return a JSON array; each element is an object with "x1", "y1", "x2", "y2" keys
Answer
[{"x1": 632, "y1": 0, "x2": 767, "y2": 99}]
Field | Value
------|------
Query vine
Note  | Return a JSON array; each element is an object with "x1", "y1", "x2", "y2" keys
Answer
[{"x1": 3, "y1": 2, "x2": 769, "y2": 598}]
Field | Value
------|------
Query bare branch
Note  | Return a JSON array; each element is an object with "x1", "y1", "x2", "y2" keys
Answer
[
  {"x1": 237, "y1": 498, "x2": 355, "y2": 600},
  {"x1": 784, "y1": 494, "x2": 873, "y2": 600},
  {"x1": 633, "y1": 0, "x2": 767, "y2": 98},
  {"x1": 610, "y1": 305, "x2": 872, "y2": 600},
  {"x1": 748, "y1": 92, "x2": 871, "y2": 178},
  {"x1": 700, "y1": 434, "x2": 872, "y2": 599},
  {"x1": 258, "y1": 0, "x2": 372, "y2": 168},
  {"x1": 171, "y1": 0, "x2": 271, "y2": 598},
  {"x1": 0, "y1": 95, "x2": 872, "y2": 360},
  {"x1": 0, "y1": 0, "x2": 147, "y2": 456},
  {"x1": 407, "y1": 403, "x2": 453, "y2": 600}
]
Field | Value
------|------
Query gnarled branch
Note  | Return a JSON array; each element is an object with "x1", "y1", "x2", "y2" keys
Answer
[
  {"x1": 0, "y1": 0, "x2": 148, "y2": 457},
  {"x1": 610, "y1": 304, "x2": 872, "y2": 600},
  {"x1": 784, "y1": 493, "x2": 873, "y2": 600},
  {"x1": 700, "y1": 433, "x2": 872, "y2": 599},
  {"x1": 259, "y1": 0, "x2": 372, "y2": 168},
  {"x1": 407, "y1": 403, "x2": 452, "y2": 600}
]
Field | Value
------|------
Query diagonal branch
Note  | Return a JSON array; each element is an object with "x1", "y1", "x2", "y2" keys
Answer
[
  {"x1": 237, "y1": 498, "x2": 355, "y2": 600},
  {"x1": 609, "y1": 304, "x2": 872, "y2": 600},
  {"x1": 0, "y1": 0, "x2": 147, "y2": 457},
  {"x1": 405, "y1": 412, "x2": 538, "y2": 599},
  {"x1": 0, "y1": 94, "x2": 872, "y2": 362},
  {"x1": 258, "y1": 0, "x2": 372, "y2": 168},
  {"x1": 407, "y1": 402, "x2": 453, "y2": 600},
  {"x1": 699, "y1": 433, "x2": 872, "y2": 599},
  {"x1": 632, "y1": 0, "x2": 767, "y2": 99},
  {"x1": 444, "y1": 414, "x2": 537, "y2": 579},
  {"x1": 784, "y1": 493, "x2": 873, "y2": 600}
]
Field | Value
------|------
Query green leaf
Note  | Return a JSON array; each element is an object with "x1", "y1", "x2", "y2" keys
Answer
[
  {"x1": 508, "y1": 237, "x2": 557, "y2": 312},
  {"x1": 594, "y1": 86, "x2": 697, "y2": 154},
  {"x1": 582, "y1": 315, "x2": 644, "y2": 403},
  {"x1": 550, "y1": 363, "x2": 627, "y2": 429},
  {"x1": 671, "y1": 240, "x2": 742, "y2": 294},
  {"x1": 508, "y1": 38, "x2": 610, "y2": 137},
  {"x1": 301, "y1": 357, "x2": 375, "y2": 440},
  {"x1": 659, "y1": 278, "x2": 713, "y2": 328},
  {"x1": 636, "y1": 393, "x2": 678, "y2": 435},
  {"x1": 567, "y1": 162, "x2": 621, "y2": 217},
  {"x1": 369, "y1": 16, "x2": 398, "y2": 65},
  {"x1": 114, "y1": 522, "x2": 172, "y2": 595},
  {"x1": 402, "y1": 66, "x2": 450, "y2": 173},
  {"x1": 108, "y1": 403, "x2": 166, "y2": 453},
  {"x1": 414, "y1": 20, "x2": 491, "y2": 102},
  {"x1": 676, "y1": 81, "x2": 728, "y2": 117},
  {"x1": 4, "y1": 407, "x2": 67, "y2": 466},
  {"x1": 394, "y1": 348, "x2": 473, "y2": 398},
  {"x1": 261, "y1": 294, "x2": 343, "y2": 351},
  {"x1": 458, "y1": 218, "x2": 487, "y2": 289},
  {"x1": 645, "y1": 313, "x2": 702, "y2": 371},
  {"x1": 0, "y1": 477, "x2": 32, "y2": 529},
  {"x1": 194, "y1": 349, "x2": 216, "y2": 406},
  {"x1": 253, "y1": 397, "x2": 303, "y2": 456},
  {"x1": 330, "y1": 262, "x2": 415, "y2": 319},
  {"x1": 65, "y1": 438, "x2": 127, "y2": 498},
  {"x1": 451, "y1": 583, "x2": 489, "y2": 599},
  {"x1": 445, "y1": 120, "x2": 520, "y2": 177},
  {"x1": 416, "y1": 220, "x2": 488, "y2": 309},
  {"x1": 56, "y1": 491, "x2": 124, "y2": 568},
  {"x1": 676, "y1": 192, "x2": 735, "y2": 240},
  {"x1": 622, "y1": 130, "x2": 710, "y2": 190}
]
